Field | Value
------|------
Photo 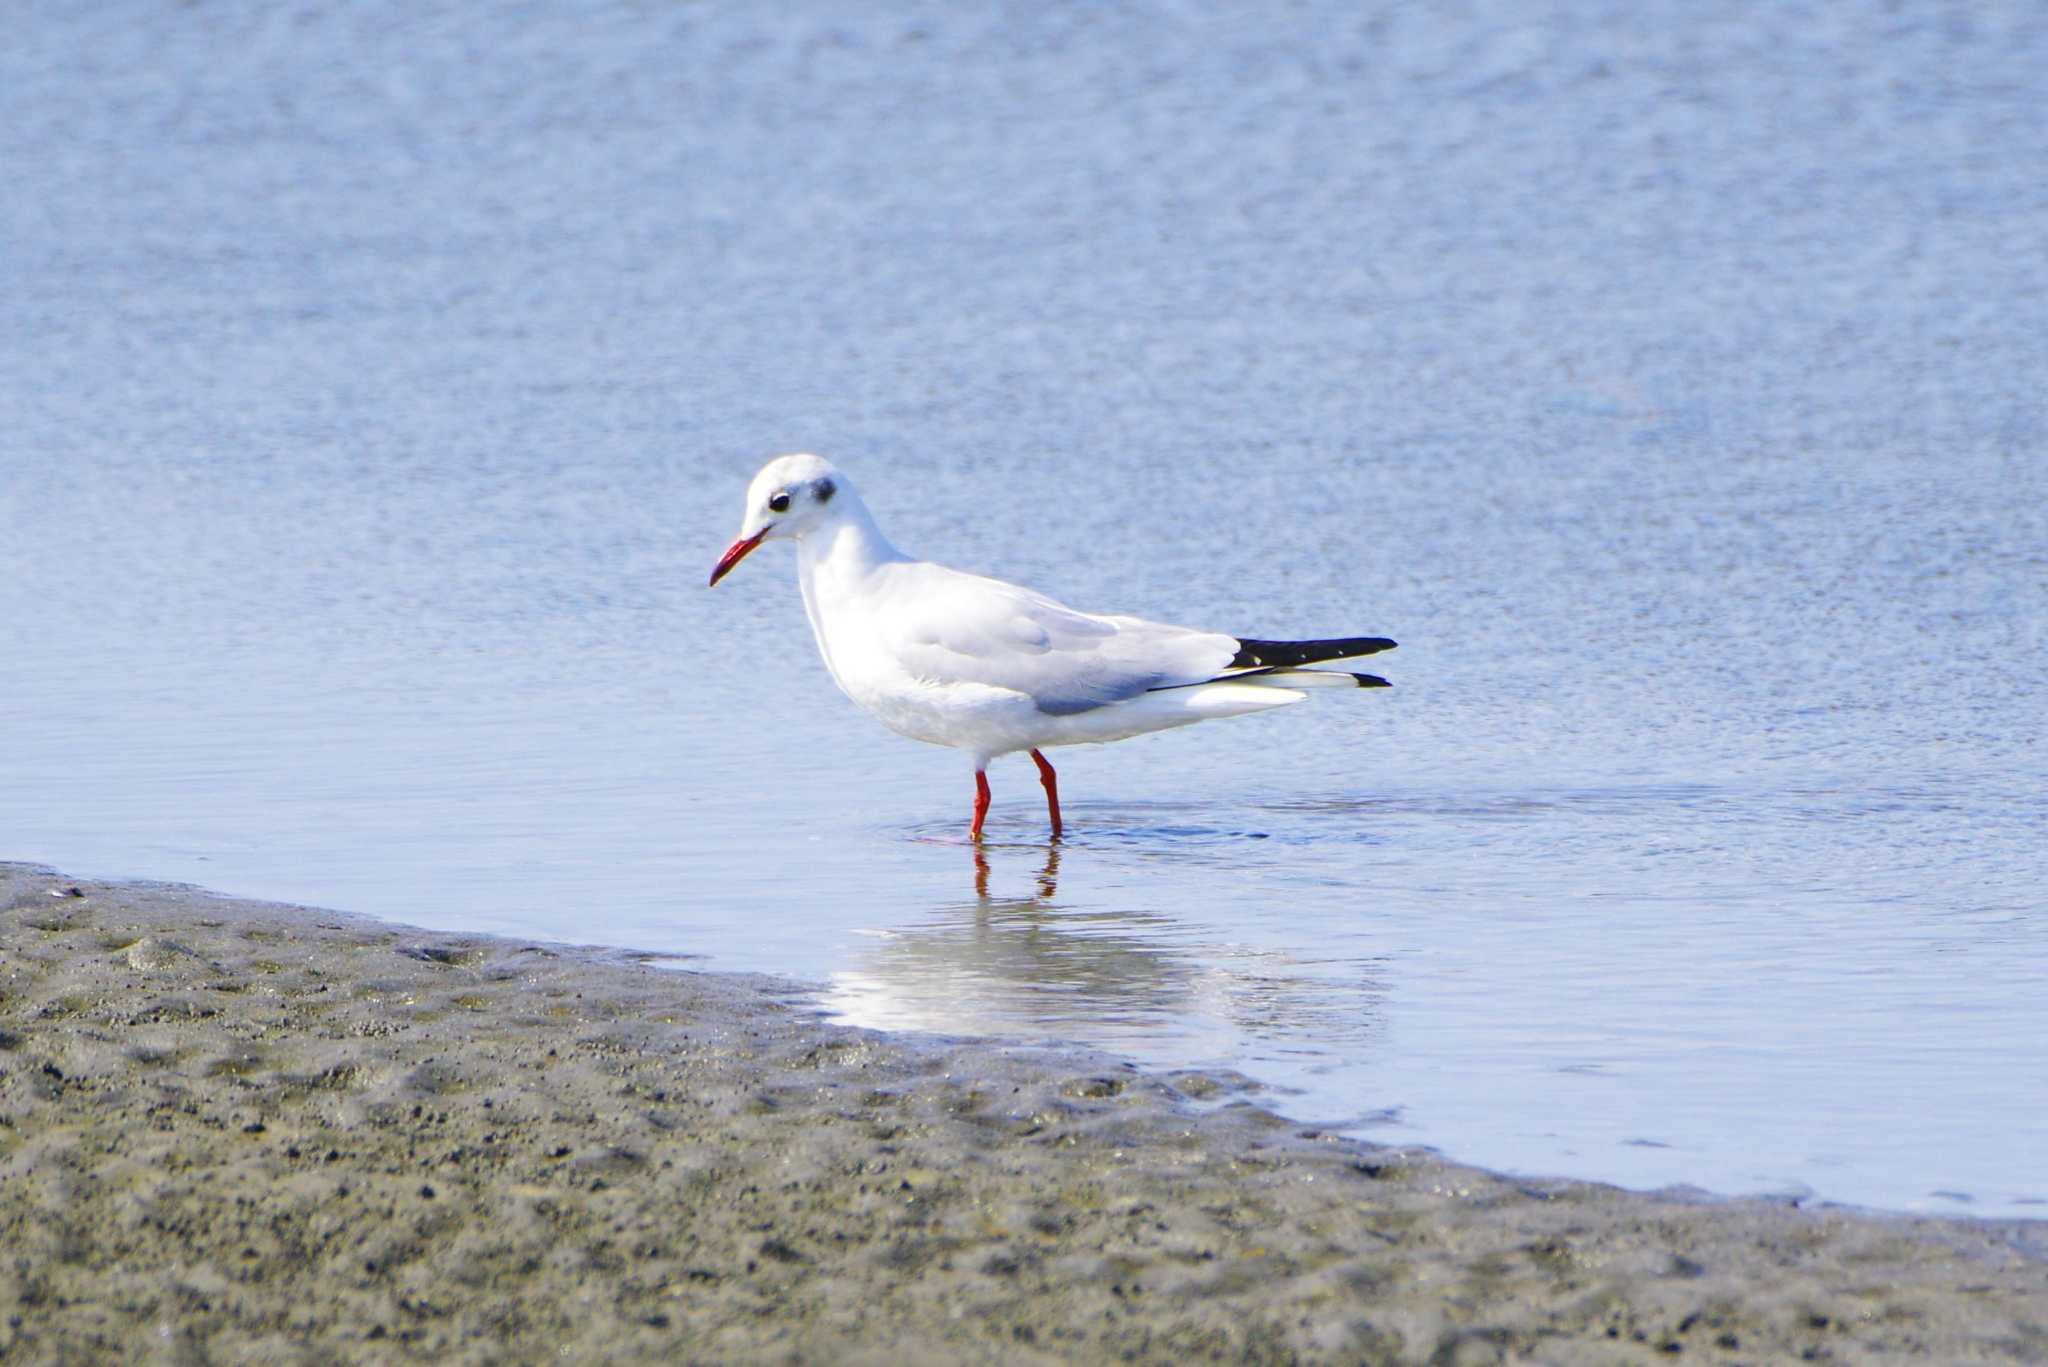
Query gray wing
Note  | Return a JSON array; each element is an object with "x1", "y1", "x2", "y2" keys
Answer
[{"x1": 872, "y1": 562, "x2": 1239, "y2": 715}]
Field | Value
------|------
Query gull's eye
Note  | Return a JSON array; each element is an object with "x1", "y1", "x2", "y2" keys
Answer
[{"x1": 767, "y1": 491, "x2": 792, "y2": 514}]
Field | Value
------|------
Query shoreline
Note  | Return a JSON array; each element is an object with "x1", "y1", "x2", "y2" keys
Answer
[{"x1": 3, "y1": 861, "x2": 2042, "y2": 1363}]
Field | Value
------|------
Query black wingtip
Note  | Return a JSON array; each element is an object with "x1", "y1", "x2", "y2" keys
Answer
[
  {"x1": 1353, "y1": 673, "x2": 1391, "y2": 688},
  {"x1": 1230, "y1": 636, "x2": 1398, "y2": 670}
]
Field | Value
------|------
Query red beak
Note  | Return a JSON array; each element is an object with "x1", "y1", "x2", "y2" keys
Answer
[{"x1": 707, "y1": 529, "x2": 768, "y2": 587}]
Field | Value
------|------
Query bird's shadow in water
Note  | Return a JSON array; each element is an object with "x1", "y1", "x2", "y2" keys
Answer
[
  {"x1": 905, "y1": 801, "x2": 1303, "y2": 875},
  {"x1": 966, "y1": 790, "x2": 1431, "y2": 854},
  {"x1": 911, "y1": 824, "x2": 1258, "y2": 900}
]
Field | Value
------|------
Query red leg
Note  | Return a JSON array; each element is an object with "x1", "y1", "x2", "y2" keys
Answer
[
  {"x1": 970, "y1": 769, "x2": 991, "y2": 841},
  {"x1": 1029, "y1": 749, "x2": 1063, "y2": 839}
]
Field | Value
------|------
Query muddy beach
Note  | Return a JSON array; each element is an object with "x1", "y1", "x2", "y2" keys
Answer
[{"x1": 1, "y1": 863, "x2": 2042, "y2": 1363}]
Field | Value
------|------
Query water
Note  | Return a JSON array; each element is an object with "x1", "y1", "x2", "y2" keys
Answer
[{"x1": 4, "y1": 2, "x2": 2045, "y2": 1215}]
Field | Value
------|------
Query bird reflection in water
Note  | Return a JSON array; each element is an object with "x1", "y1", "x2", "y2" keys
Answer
[
  {"x1": 972, "y1": 839, "x2": 1061, "y2": 900},
  {"x1": 823, "y1": 840, "x2": 1387, "y2": 1059}
]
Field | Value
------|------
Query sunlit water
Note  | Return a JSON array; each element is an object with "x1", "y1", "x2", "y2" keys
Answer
[{"x1": 4, "y1": 3, "x2": 2045, "y2": 1215}]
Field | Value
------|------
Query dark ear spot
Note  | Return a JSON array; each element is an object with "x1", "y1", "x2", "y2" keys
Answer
[{"x1": 815, "y1": 477, "x2": 836, "y2": 504}]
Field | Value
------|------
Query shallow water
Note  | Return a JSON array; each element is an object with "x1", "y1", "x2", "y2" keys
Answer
[{"x1": 5, "y1": 2, "x2": 2045, "y2": 1214}]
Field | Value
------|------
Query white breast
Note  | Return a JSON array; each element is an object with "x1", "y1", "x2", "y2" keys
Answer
[{"x1": 798, "y1": 545, "x2": 1033, "y2": 755}]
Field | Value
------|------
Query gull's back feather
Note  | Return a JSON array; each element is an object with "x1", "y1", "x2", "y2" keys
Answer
[{"x1": 868, "y1": 562, "x2": 1240, "y2": 716}]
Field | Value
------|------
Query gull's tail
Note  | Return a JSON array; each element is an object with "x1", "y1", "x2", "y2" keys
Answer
[
  {"x1": 1146, "y1": 633, "x2": 1397, "y2": 697},
  {"x1": 1219, "y1": 634, "x2": 1395, "y2": 689},
  {"x1": 1227, "y1": 635, "x2": 1397, "y2": 670},
  {"x1": 1228, "y1": 666, "x2": 1390, "y2": 689}
]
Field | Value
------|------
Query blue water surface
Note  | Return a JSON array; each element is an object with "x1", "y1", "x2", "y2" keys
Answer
[{"x1": 3, "y1": 2, "x2": 2044, "y2": 1214}]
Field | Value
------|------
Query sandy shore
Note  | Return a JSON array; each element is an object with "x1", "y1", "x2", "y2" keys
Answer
[{"x1": 1, "y1": 864, "x2": 2041, "y2": 1364}]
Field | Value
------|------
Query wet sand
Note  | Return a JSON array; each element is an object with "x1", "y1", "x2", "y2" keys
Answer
[{"x1": 2, "y1": 864, "x2": 2041, "y2": 1364}]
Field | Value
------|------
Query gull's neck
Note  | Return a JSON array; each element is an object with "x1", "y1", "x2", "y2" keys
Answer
[
  {"x1": 796, "y1": 498, "x2": 907, "y2": 591},
  {"x1": 795, "y1": 498, "x2": 906, "y2": 687}
]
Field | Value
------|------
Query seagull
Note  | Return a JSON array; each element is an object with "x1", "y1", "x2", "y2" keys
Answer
[{"x1": 708, "y1": 454, "x2": 1395, "y2": 841}]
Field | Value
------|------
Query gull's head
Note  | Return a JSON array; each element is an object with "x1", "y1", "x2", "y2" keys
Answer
[{"x1": 708, "y1": 453, "x2": 849, "y2": 586}]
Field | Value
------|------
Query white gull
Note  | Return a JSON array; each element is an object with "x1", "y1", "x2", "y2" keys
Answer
[{"x1": 708, "y1": 453, "x2": 1395, "y2": 840}]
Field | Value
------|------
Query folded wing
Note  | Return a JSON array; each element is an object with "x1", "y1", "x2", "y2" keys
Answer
[{"x1": 873, "y1": 564, "x2": 1240, "y2": 715}]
